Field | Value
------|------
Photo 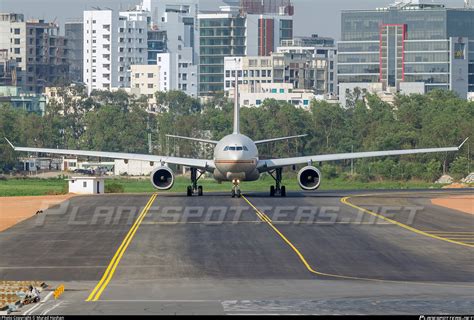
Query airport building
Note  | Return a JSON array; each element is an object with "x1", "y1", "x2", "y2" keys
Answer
[
  {"x1": 83, "y1": 9, "x2": 148, "y2": 94},
  {"x1": 338, "y1": 0, "x2": 474, "y2": 99},
  {"x1": 198, "y1": 4, "x2": 293, "y2": 97}
]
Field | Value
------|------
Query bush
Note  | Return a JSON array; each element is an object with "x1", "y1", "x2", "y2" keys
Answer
[
  {"x1": 450, "y1": 156, "x2": 470, "y2": 180},
  {"x1": 105, "y1": 182, "x2": 125, "y2": 194},
  {"x1": 321, "y1": 164, "x2": 338, "y2": 179}
]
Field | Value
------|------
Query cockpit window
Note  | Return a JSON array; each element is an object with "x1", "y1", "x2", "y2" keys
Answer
[{"x1": 224, "y1": 146, "x2": 248, "y2": 151}]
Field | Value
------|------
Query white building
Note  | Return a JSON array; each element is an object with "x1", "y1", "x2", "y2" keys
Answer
[
  {"x1": 129, "y1": 64, "x2": 161, "y2": 108},
  {"x1": 237, "y1": 83, "x2": 315, "y2": 109},
  {"x1": 114, "y1": 159, "x2": 159, "y2": 176},
  {"x1": 156, "y1": 52, "x2": 198, "y2": 97},
  {"x1": 83, "y1": 9, "x2": 147, "y2": 94},
  {"x1": 142, "y1": 0, "x2": 199, "y2": 97},
  {"x1": 338, "y1": 82, "x2": 425, "y2": 107},
  {"x1": 224, "y1": 56, "x2": 274, "y2": 92},
  {"x1": 67, "y1": 177, "x2": 105, "y2": 195}
]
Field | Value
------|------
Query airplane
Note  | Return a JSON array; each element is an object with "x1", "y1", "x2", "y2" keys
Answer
[{"x1": 4, "y1": 81, "x2": 469, "y2": 198}]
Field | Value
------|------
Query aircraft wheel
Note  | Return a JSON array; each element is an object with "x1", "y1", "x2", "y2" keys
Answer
[
  {"x1": 236, "y1": 188, "x2": 242, "y2": 198},
  {"x1": 231, "y1": 189, "x2": 236, "y2": 198},
  {"x1": 198, "y1": 186, "x2": 203, "y2": 196},
  {"x1": 187, "y1": 186, "x2": 193, "y2": 197},
  {"x1": 281, "y1": 186, "x2": 287, "y2": 197},
  {"x1": 270, "y1": 186, "x2": 276, "y2": 197}
]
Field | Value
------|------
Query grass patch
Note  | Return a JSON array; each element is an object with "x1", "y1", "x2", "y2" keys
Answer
[{"x1": 0, "y1": 176, "x2": 445, "y2": 197}]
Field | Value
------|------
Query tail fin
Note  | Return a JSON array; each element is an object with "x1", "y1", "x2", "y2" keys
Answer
[{"x1": 233, "y1": 73, "x2": 240, "y2": 134}]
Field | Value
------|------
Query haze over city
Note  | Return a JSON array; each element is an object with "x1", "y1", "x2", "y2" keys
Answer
[{"x1": 1, "y1": 0, "x2": 466, "y2": 38}]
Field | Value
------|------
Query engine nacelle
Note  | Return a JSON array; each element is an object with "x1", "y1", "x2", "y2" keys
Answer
[
  {"x1": 297, "y1": 166, "x2": 322, "y2": 191},
  {"x1": 150, "y1": 167, "x2": 174, "y2": 190}
]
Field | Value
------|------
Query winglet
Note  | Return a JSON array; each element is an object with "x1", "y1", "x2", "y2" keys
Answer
[
  {"x1": 4, "y1": 137, "x2": 15, "y2": 149},
  {"x1": 458, "y1": 137, "x2": 469, "y2": 150}
]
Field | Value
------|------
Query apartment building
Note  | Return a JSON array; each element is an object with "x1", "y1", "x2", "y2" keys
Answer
[
  {"x1": 142, "y1": 0, "x2": 199, "y2": 97},
  {"x1": 223, "y1": 51, "x2": 334, "y2": 97},
  {"x1": 278, "y1": 35, "x2": 337, "y2": 96},
  {"x1": 83, "y1": 9, "x2": 147, "y2": 94},
  {"x1": 0, "y1": 13, "x2": 69, "y2": 94}
]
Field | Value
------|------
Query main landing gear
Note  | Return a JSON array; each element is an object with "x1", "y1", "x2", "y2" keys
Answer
[
  {"x1": 231, "y1": 179, "x2": 242, "y2": 198},
  {"x1": 187, "y1": 168, "x2": 204, "y2": 197},
  {"x1": 269, "y1": 168, "x2": 287, "y2": 197}
]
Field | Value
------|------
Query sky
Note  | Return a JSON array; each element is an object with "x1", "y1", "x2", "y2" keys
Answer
[{"x1": 0, "y1": 0, "x2": 466, "y2": 39}]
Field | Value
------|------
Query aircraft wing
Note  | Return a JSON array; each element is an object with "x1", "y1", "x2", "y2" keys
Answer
[
  {"x1": 254, "y1": 134, "x2": 307, "y2": 145},
  {"x1": 5, "y1": 138, "x2": 214, "y2": 171},
  {"x1": 258, "y1": 138, "x2": 469, "y2": 172}
]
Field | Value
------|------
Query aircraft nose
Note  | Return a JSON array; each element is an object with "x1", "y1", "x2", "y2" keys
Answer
[{"x1": 229, "y1": 153, "x2": 243, "y2": 161}]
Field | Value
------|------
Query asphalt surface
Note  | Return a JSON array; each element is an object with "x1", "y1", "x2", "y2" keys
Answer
[{"x1": 0, "y1": 190, "x2": 473, "y2": 315}]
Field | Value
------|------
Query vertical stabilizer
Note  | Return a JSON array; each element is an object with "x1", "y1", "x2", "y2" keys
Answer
[{"x1": 233, "y1": 73, "x2": 240, "y2": 134}]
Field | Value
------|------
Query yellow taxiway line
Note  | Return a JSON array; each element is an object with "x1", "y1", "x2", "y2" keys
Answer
[
  {"x1": 86, "y1": 193, "x2": 158, "y2": 302},
  {"x1": 341, "y1": 196, "x2": 474, "y2": 248},
  {"x1": 241, "y1": 195, "x2": 474, "y2": 288}
]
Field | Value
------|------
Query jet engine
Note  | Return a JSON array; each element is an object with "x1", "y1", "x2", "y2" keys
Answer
[
  {"x1": 297, "y1": 166, "x2": 322, "y2": 191},
  {"x1": 150, "y1": 167, "x2": 175, "y2": 190}
]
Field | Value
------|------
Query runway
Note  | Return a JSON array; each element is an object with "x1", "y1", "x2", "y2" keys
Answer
[{"x1": 0, "y1": 190, "x2": 473, "y2": 315}]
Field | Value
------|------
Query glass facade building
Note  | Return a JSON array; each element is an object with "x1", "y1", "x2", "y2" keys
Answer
[
  {"x1": 147, "y1": 29, "x2": 167, "y2": 65},
  {"x1": 338, "y1": 2, "x2": 474, "y2": 97},
  {"x1": 198, "y1": 7, "x2": 293, "y2": 97},
  {"x1": 199, "y1": 14, "x2": 246, "y2": 96}
]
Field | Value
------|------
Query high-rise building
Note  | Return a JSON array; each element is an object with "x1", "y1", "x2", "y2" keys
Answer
[
  {"x1": 83, "y1": 9, "x2": 147, "y2": 94},
  {"x1": 198, "y1": 5, "x2": 293, "y2": 97},
  {"x1": 278, "y1": 35, "x2": 337, "y2": 96},
  {"x1": 223, "y1": 51, "x2": 335, "y2": 97},
  {"x1": 147, "y1": 29, "x2": 167, "y2": 65},
  {"x1": 141, "y1": 0, "x2": 199, "y2": 97},
  {"x1": 0, "y1": 13, "x2": 69, "y2": 94},
  {"x1": 65, "y1": 21, "x2": 83, "y2": 83},
  {"x1": 338, "y1": 0, "x2": 474, "y2": 98},
  {"x1": 224, "y1": 0, "x2": 294, "y2": 15}
]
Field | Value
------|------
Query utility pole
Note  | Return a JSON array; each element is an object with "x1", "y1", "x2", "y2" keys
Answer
[
  {"x1": 147, "y1": 114, "x2": 152, "y2": 154},
  {"x1": 468, "y1": 142, "x2": 471, "y2": 173},
  {"x1": 351, "y1": 145, "x2": 354, "y2": 175}
]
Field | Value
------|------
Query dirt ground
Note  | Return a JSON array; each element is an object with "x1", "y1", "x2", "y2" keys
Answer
[
  {"x1": 0, "y1": 195, "x2": 75, "y2": 232},
  {"x1": 431, "y1": 194, "x2": 474, "y2": 215}
]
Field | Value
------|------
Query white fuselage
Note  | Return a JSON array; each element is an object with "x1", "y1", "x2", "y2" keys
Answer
[{"x1": 213, "y1": 134, "x2": 260, "y2": 182}]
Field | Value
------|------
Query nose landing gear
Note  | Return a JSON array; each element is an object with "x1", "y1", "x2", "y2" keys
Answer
[
  {"x1": 187, "y1": 168, "x2": 204, "y2": 197},
  {"x1": 231, "y1": 179, "x2": 241, "y2": 198},
  {"x1": 269, "y1": 168, "x2": 287, "y2": 197}
]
